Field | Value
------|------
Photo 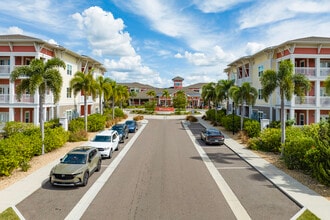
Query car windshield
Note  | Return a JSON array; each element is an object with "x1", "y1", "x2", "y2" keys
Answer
[
  {"x1": 61, "y1": 154, "x2": 87, "y2": 164},
  {"x1": 126, "y1": 121, "x2": 134, "y2": 125},
  {"x1": 93, "y1": 135, "x2": 111, "y2": 142},
  {"x1": 113, "y1": 126, "x2": 123, "y2": 131}
]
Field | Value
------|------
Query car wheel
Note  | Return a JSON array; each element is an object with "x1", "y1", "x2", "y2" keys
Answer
[
  {"x1": 115, "y1": 144, "x2": 119, "y2": 151},
  {"x1": 82, "y1": 172, "x2": 89, "y2": 186},
  {"x1": 108, "y1": 149, "x2": 113, "y2": 159},
  {"x1": 96, "y1": 159, "x2": 101, "y2": 172}
]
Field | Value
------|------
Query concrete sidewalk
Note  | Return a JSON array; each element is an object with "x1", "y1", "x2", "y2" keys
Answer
[{"x1": 198, "y1": 118, "x2": 330, "y2": 220}]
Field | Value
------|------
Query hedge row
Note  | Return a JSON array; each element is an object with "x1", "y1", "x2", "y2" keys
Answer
[{"x1": 0, "y1": 123, "x2": 68, "y2": 176}]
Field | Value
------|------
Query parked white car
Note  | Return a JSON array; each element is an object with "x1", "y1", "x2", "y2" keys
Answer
[{"x1": 87, "y1": 130, "x2": 120, "y2": 159}]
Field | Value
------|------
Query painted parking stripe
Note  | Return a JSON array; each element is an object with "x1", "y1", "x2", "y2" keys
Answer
[
  {"x1": 65, "y1": 120, "x2": 148, "y2": 220},
  {"x1": 182, "y1": 121, "x2": 251, "y2": 220}
]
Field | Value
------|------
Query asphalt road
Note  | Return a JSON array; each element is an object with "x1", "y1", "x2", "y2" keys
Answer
[{"x1": 16, "y1": 118, "x2": 300, "y2": 220}]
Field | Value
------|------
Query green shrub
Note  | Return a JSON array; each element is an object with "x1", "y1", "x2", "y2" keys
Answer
[
  {"x1": 269, "y1": 120, "x2": 281, "y2": 128},
  {"x1": 87, "y1": 114, "x2": 106, "y2": 132},
  {"x1": 283, "y1": 136, "x2": 315, "y2": 170},
  {"x1": 186, "y1": 115, "x2": 198, "y2": 122},
  {"x1": 221, "y1": 114, "x2": 240, "y2": 133},
  {"x1": 247, "y1": 128, "x2": 281, "y2": 152},
  {"x1": 68, "y1": 118, "x2": 84, "y2": 132},
  {"x1": 44, "y1": 127, "x2": 69, "y2": 153},
  {"x1": 244, "y1": 120, "x2": 260, "y2": 138},
  {"x1": 68, "y1": 130, "x2": 88, "y2": 142},
  {"x1": 3, "y1": 121, "x2": 37, "y2": 138}
]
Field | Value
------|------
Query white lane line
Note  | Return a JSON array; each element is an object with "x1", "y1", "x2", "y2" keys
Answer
[
  {"x1": 65, "y1": 120, "x2": 148, "y2": 220},
  {"x1": 182, "y1": 121, "x2": 251, "y2": 220},
  {"x1": 217, "y1": 166, "x2": 251, "y2": 170},
  {"x1": 12, "y1": 206, "x2": 25, "y2": 220}
]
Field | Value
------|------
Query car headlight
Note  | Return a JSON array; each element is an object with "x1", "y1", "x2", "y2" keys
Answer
[{"x1": 73, "y1": 172, "x2": 83, "y2": 177}]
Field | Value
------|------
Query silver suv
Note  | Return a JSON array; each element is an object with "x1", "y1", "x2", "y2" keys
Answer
[{"x1": 49, "y1": 146, "x2": 102, "y2": 186}]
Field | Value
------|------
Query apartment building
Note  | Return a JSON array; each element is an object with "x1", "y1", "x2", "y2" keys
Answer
[
  {"x1": 225, "y1": 36, "x2": 330, "y2": 125},
  {"x1": 0, "y1": 34, "x2": 105, "y2": 127}
]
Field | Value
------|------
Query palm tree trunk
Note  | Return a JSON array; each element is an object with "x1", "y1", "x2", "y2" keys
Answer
[
  {"x1": 241, "y1": 105, "x2": 244, "y2": 130},
  {"x1": 39, "y1": 94, "x2": 45, "y2": 155},
  {"x1": 280, "y1": 97, "x2": 286, "y2": 157},
  {"x1": 84, "y1": 94, "x2": 87, "y2": 132}
]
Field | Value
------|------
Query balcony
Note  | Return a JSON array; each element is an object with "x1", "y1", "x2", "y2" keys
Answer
[
  {"x1": 295, "y1": 96, "x2": 316, "y2": 106},
  {"x1": 320, "y1": 96, "x2": 330, "y2": 106},
  {"x1": 295, "y1": 67, "x2": 316, "y2": 78},
  {"x1": 320, "y1": 67, "x2": 330, "y2": 77},
  {"x1": 0, "y1": 65, "x2": 10, "y2": 74},
  {"x1": 16, "y1": 94, "x2": 34, "y2": 103},
  {"x1": 0, "y1": 94, "x2": 9, "y2": 103}
]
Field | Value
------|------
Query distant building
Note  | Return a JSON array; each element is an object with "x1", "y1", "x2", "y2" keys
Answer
[
  {"x1": 225, "y1": 36, "x2": 330, "y2": 125},
  {"x1": 119, "y1": 76, "x2": 207, "y2": 108},
  {"x1": 0, "y1": 34, "x2": 105, "y2": 127}
]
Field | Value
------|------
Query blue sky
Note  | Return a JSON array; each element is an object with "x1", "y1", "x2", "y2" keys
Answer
[{"x1": 1, "y1": 0, "x2": 330, "y2": 88}]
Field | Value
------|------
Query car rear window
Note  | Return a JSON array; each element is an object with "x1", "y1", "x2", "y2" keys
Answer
[{"x1": 93, "y1": 135, "x2": 111, "y2": 142}]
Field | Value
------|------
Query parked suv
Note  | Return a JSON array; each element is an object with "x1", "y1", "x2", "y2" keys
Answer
[
  {"x1": 49, "y1": 146, "x2": 102, "y2": 186},
  {"x1": 111, "y1": 123, "x2": 129, "y2": 143},
  {"x1": 87, "y1": 130, "x2": 120, "y2": 158}
]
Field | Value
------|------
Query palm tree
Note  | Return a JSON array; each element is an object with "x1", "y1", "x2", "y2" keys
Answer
[
  {"x1": 146, "y1": 90, "x2": 156, "y2": 100},
  {"x1": 201, "y1": 82, "x2": 216, "y2": 109},
  {"x1": 96, "y1": 76, "x2": 113, "y2": 115},
  {"x1": 162, "y1": 89, "x2": 170, "y2": 107},
  {"x1": 215, "y1": 79, "x2": 235, "y2": 113},
  {"x1": 116, "y1": 84, "x2": 129, "y2": 108},
  {"x1": 325, "y1": 75, "x2": 330, "y2": 95},
  {"x1": 260, "y1": 59, "x2": 311, "y2": 156},
  {"x1": 11, "y1": 58, "x2": 65, "y2": 155},
  {"x1": 229, "y1": 82, "x2": 258, "y2": 130},
  {"x1": 70, "y1": 69, "x2": 98, "y2": 132}
]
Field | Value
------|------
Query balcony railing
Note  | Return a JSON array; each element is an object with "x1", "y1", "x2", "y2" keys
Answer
[
  {"x1": 295, "y1": 96, "x2": 316, "y2": 106},
  {"x1": 320, "y1": 68, "x2": 330, "y2": 77},
  {"x1": 0, "y1": 94, "x2": 10, "y2": 103},
  {"x1": 295, "y1": 67, "x2": 316, "y2": 77},
  {"x1": 320, "y1": 96, "x2": 330, "y2": 106},
  {"x1": 16, "y1": 94, "x2": 34, "y2": 103},
  {"x1": 0, "y1": 65, "x2": 10, "y2": 74}
]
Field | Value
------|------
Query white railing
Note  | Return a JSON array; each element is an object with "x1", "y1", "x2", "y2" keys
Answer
[
  {"x1": 295, "y1": 67, "x2": 316, "y2": 77},
  {"x1": 320, "y1": 96, "x2": 330, "y2": 106},
  {"x1": 0, "y1": 94, "x2": 10, "y2": 103},
  {"x1": 0, "y1": 65, "x2": 10, "y2": 74},
  {"x1": 320, "y1": 68, "x2": 330, "y2": 77},
  {"x1": 294, "y1": 96, "x2": 316, "y2": 106},
  {"x1": 16, "y1": 94, "x2": 34, "y2": 103},
  {"x1": 79, "y1": 96, "x2": 94, "y2": 103}
]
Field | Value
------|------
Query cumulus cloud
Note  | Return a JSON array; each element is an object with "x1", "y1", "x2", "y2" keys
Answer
[
  {"x1": 6, "y1": 26, "x2": 23, "y2": 34},
  {"x1": 72, "y1": 6, "x2": 136, "y2": 57},
  {"x1": 245, "y1": 42, "x2": 265, "y2": 55}
]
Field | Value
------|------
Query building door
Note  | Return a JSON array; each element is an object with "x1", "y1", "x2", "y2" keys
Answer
[
  {"x1": 299, "y1": 113, "x2": 305, "y2": 125},
  {"x1": 25, "y1": 111, "x2": 30, "y2": 123}
]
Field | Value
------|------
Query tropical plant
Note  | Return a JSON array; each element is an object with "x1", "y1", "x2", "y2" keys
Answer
[
  {"x1": 201, "y1": 82, "x2": 216, "y2": 109},
  {"x1": 173, "y1": 90, "x2": 187, "y2": 110},
  {"x1": 70, "y1": 69, "x2": 98, "y2": 132},
  {"x1": 325, "y1": 75, "x2": 330, "y2": 95},
  {"x1": 146, "y1": 90, "x2": 156, "y2": 100},
  {"x1": 215, "y1": 79, "x2": 235, "y2": 113},
  {"x1": 260, "y1": 60, "x2": 311, "y2": 156},
  {"x1": 116, "y1": 84, "x2": 129, "y2": 108},
  {"x1": 96, "y1": 76, "x2": 113, "y2": 115},
  {"x1": 162, "y1": 89, "x2": 170, "y2": 107},
  {"x1": 229, "y1": 82, "x2": 258, "y2": 130},
  {"x1": 10, "y1": 58, "x2": 65, "y2": 154}
]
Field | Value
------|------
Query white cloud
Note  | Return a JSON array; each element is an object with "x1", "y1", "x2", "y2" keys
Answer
[
  {"x1": 6, "y1": 26, "x2": 23, "y2": 34},
  {"x1": 245, "y1": 42, "x2": 265, "y2": 55},
  {"x1": 72, "y1": 6, "x2": 136, "y2": 57},
  {"x1": 193, "y1": 0, "x2": 251, "y2": 13}
]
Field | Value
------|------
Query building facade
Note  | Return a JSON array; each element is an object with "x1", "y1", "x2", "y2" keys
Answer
[
  {"x1": 0, "y1": 34, "x2": 105, "y2": 128},
  {"x1": 225, "y1": 36, "x2": 330, "y2": 125}
]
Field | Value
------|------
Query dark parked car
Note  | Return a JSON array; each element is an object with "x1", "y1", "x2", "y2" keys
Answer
[
  {"x1": 111, "y1": 123, "x2": 129, "y2": 143},
  {"x1": 200, "y1": 128, "x2": 225, "y2": 145},
  {"x1": 125, "y1": 120, "x2": 138, "y2": 133}
]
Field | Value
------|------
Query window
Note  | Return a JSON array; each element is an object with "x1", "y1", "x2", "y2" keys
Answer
[
  {"x1": 67, "y1": 64, "x2": 72, "y2": 75},
  {"x1": 25, "y1": 111, "x2": 30, "y2": 123},
  {"x1": 66, "y1": 87, "x2": 72, "y2": 98},
  {"x1": 258, "y1": 65, "x2": 264, "y2": 77},
  {"x1": 299, "y1": 113, "x2": 305, "y2": 125},
  {"x1": 258, "y1": 89, "x2": 262, "y2": 100}
]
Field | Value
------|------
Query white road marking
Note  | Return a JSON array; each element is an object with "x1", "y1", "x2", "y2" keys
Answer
[
  {"x1": 182, "y1": 121, "x2": 251, "y2": 220},
  {"x1": 217, "y1": 166, "x2": 251, "y2": 170},
  {"x1": 65, "y1": 121, "x2": 148, "y2": 220}
]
